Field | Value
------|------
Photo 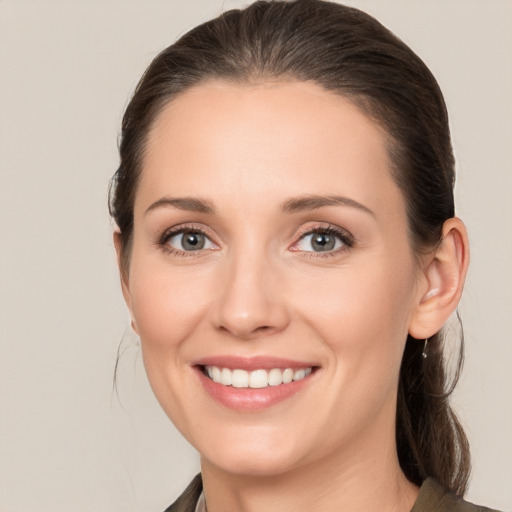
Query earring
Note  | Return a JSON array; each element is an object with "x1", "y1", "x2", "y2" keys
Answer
[{"x1": 422, "y1": 338, "x2": 428, "y2": 359}]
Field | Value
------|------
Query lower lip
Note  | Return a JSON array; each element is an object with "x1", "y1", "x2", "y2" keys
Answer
[{"x1": 195, "y1": 367, "x2": 315, "y2": 411}]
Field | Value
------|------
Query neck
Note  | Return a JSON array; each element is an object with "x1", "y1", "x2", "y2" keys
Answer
[{"x1": 200, "y1": 423, "x2": 419, "y2": 512}]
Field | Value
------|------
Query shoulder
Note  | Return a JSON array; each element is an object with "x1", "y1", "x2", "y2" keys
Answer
[
  {"x1": 412, "y1": 478, "x2": 503, "y2": 512},
  {"x1": 163, "y1": 474, "x2": 504, "y2": 512},
  {"x1": 163, "y1": 474, "x2": 203, "y2": 512}
]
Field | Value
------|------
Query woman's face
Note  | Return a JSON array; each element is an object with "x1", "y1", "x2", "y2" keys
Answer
[{"x1": 121, "y1": 81, "x2": 426, "y2": 476}]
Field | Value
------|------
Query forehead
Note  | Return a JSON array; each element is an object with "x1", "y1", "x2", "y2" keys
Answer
[{"x1": 137, "y1": 80, "x2": 403, "y2": 219}]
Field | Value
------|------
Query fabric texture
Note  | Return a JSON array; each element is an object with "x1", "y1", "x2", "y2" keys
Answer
[
  {"x1": 163, "y1": 474, "x2": 502, "y2": 512},
  {"x1": 164, "y1": 474, "x2": 202, "y2": 512},
  {"x1": 410, "y1": 478, "x2": 501, "y2": 512}
]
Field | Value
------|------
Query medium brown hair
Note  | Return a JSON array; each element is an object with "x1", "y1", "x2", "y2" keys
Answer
[{"x1": 110, "y1": 0, "x2": 470, "y2": 494}]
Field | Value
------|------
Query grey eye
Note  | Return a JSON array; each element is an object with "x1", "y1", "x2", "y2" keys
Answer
[
  {"x1": 168, "y1": 231, "x2": 213, "y2": 251},
  {"x1": 296, "y1": 232, "x2": 343, "y2": 252}
]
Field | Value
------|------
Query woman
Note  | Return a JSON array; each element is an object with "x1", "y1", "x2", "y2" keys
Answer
[{"x1": 110, "y1": 1, "x2": 501, "y2": 510}]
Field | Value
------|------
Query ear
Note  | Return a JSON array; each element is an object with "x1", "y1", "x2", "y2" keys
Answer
[
  {"x1": 113, "y1": 231, "x2": 138, "y2": 334},
  {"x1": 408, "y1": 217, "x2": 469, "y2": 339}
]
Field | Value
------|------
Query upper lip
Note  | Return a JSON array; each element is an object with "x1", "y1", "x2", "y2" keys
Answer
[{"x1": 192, "y1": 355, "x2": 318, "y2": 371}]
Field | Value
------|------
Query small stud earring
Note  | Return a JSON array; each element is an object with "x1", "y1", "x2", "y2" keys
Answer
[{"x1": 422, "y1": 338, "x2": 428, "y2": 359}]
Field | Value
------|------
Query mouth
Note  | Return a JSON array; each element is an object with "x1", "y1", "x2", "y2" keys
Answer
[
  {"x1": 193, "y1": 358, "x2": 319, "y2": 411},
  {"x1": 202, "y1": 365, "x2": 313, "y2": 388}
]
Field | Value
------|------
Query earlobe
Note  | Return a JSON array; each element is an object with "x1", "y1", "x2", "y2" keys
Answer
[{"x1": 408, "y1": 218, "x2": 469, "y2": 339}]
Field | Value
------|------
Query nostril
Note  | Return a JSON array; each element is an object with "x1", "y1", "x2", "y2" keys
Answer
[
  {"x1": 254, "y1": 325, "x2": 272, "y2": 333},
  {"x1": 217, "y1": 323, "x2": 279, "y2": 339}
]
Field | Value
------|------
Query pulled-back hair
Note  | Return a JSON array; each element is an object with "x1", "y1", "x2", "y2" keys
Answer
[{"x1": 110, "y1": 0, "x2": 470, "y2": 494}]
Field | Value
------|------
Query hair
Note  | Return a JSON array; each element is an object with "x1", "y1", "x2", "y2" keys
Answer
[{"x1": 109, "y1": 0, "x2": 470, "y2": 495}]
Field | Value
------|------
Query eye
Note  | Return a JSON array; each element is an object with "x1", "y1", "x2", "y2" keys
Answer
[
  {"x1": 292, "y1": 227, "x2": 353, "y2": 254},
  {"x1": 166, "y1": 230, "x2": 216, "y2": 252}
]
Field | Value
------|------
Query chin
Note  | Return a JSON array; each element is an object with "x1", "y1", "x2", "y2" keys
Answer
[
  {"x1": 206, "y1": 451, "x2": 300, "y2": 477},
  {"x1": 197, "y1": 431, "x2": 305, "y2": 477}
]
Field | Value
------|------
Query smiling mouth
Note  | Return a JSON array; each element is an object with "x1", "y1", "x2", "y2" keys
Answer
[{"x1": 202, "y1": 365, "x2": 314, "y2": 389}]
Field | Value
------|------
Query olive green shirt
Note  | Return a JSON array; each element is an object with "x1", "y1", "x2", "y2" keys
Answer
[
  {"x1": 411, "y1": 478, "x2": 500, "y2": 512},
  {"x1": 164, "y1": 474, "x2": 502, "y2": 512}
]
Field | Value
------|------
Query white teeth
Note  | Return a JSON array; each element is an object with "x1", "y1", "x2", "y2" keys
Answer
[
  {"x1": 212, "y1": 366, "x2": 221, "y2": 383},
  {"x1": 293, "y1": 368, "x2": 306, "y2": 381},
  {"x1": 220, "y1": 367, "x2": 232, "y2": 386},
  {"x1": 204, "y1": 366, "x2": 313, "y2": 388},
  {"x1": 231, "y1": 369, "x2": 249, "y2": 388},
  {"x1": 268, "y1": 368, "x2": 283, "y2": 386},
  {"x1": 249, "y1": 369, "x2": 268, "y2": 388},
  {"x1": 282, "y1": 368, "x2": 293, "y2": 384}
]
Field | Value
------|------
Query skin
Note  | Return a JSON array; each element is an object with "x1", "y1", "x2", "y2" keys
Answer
[{"x1": 116, "y1": 80, "x2": 469, "y2": 512}]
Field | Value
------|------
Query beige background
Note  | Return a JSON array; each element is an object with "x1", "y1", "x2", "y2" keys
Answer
[{"x1": 0, "y1": 1, "x2": 510, "y2": 511}]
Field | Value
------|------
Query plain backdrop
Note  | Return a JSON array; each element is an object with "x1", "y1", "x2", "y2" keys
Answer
[{"x1": 0, "y1": 1, "x2": 511, "y2": 511}]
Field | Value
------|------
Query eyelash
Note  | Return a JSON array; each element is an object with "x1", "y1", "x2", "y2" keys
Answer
[
  {"x1": 293, "y1": 225, "x2": 355, "y2": 258},
  {"x1": 157, "y1": 223, "x2": 355, "y2": 258},
  {"x1": 157, "y1": 224, "x2": 215, "y2": 257}
]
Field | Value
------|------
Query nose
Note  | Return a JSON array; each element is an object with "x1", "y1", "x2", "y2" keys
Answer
[{"x1": 210, "y1": 250, "x2": 290, "y2": 340}]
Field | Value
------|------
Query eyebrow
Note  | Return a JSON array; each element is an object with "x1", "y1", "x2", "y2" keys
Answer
[
  {"x1": 281, "y1": 195, "x2": 375, "y2": 216},
  {"x1": 145, "y1": 196, "x2": 215, "y2": 215},
  {"x1": 144, "y1": 194, "x2": 374, "y2": 217}
]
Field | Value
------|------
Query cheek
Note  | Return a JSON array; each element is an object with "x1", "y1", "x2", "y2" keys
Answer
[
  {"x1": 288, "y1": 258, "x2": 417, "y2": 437},
  {"x1": 128, "y1": 254, "x2": 214, "y2": 357},
  {"x1": 126, "y1": 255, "x2": 218, "y2": 430},
  {"x1": 295, "y1": 259, "x2": 415, "y2": 337},
  {"x1": 290, "y1": 255, "x2": 417, "y2": 384}
]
